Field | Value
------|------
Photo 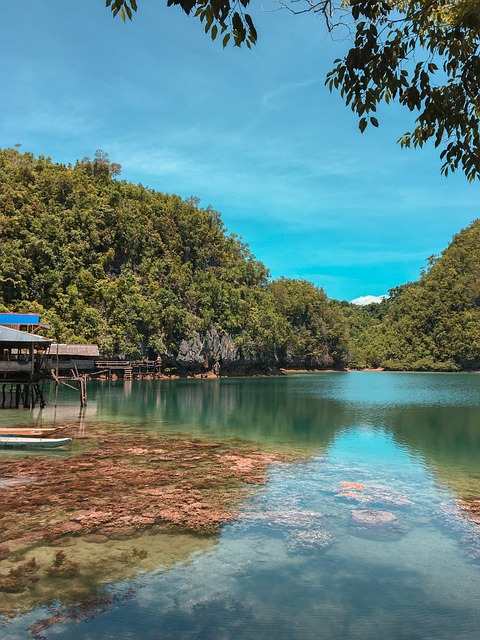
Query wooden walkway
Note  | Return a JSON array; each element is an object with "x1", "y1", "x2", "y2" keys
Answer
[{"x1": 95, "y1": 360, "x2": 161, "y2": 378}]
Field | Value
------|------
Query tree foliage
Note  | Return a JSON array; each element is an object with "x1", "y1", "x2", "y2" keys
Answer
[
  {"x1": 352, "y1": 219, "x2": 480, "y2": 371},
  {"x1": 325, "y1": 0, "x2": 480, "y2": 180},
  {"x1": 106, "y1": 0, "x2": 480, "y2": 180},
  {"x1": 106, "y1": 0, "x2": 257, "y2": 47},
  {"x1": 269, "y1": 278, "x2": 350, "y2": 368},
  {"x1": 1, "y1": 147, "x2": 478, "y2": 371},
  {"x1": 0, "y1": 148, "x2": 347, "y2": 369}
]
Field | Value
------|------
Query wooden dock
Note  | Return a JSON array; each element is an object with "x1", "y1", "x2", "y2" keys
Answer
[{"x1": 94, "y1": 360, "x2": 161, "y2": 379}]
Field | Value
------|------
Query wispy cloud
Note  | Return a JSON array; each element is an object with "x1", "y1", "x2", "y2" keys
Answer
[
  {"x1": 9, "y1": 102, "x2": 92, "y2": 137},
  {"x1": 261, "y1": 78, "x2": 319, "y2": 108}
]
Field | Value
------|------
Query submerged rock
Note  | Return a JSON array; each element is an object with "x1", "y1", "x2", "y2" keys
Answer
[
  {"x1": 286, "y1": 527, "x2": 333, "y2": 551},
  {"x1": 336, "y1": 481, "x2": 413, "y2": 507},
  {"x1": 46, "y1": 550, "x2": 80, "y2": 578},
  {"x1": 459, "y1": 499, "x2": 480, "y2": 525},
  {"x1": 238, "y1": 506, "x2": 333, "y2": 551},
  {"x1": 349, "y1": 509, "x2": 407, "y2": 541},
  {"x1": 0, "y1": 558, "x2": 39, "y2": 593},
  {"x1": 83, "y1": 534, "x2": 110, "y2": 544},
  {"x1": 351, "y1": 509, "x2": 398, "y2": 526},
  {"x1": 437, "y1": 500, "x2": 480, "y2": 560},
  {"x1": 0, "y1": 432, "x2": 287, "y2": 546}
]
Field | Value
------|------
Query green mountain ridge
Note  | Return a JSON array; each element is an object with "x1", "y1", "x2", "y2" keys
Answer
[
  {"x1": 346, "y1": 219, "x2": 480, "y2": 371},
  {"x1": 0, "y1": 148, "x2": 478, "y2": 373}
]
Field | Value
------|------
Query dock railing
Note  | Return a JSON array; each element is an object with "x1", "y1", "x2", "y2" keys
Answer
[{"x1": 94, "y1": 360, "x2": 161, "y2": 374}]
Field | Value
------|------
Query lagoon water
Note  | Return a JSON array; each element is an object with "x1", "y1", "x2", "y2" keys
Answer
[{"x1": 2, "y1": 372, "x2": 480, "y2": 639}]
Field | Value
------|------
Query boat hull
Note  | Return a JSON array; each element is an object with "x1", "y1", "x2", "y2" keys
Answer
[
  {"x1": 0, "y1": 437, "x2": 72, "y2": 449},
  {"x1": 0, "y1": 428, "x2": 58, "y2": 437}
]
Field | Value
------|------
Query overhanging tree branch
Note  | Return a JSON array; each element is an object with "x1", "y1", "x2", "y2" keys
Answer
[{"x1": 106, "y1": 0, "x2": 480, "y2": 180}]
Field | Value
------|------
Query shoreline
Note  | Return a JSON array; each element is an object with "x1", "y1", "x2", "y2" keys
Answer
[{"x1": 94, "y1": 366, "x2": 478, "y2": 382}]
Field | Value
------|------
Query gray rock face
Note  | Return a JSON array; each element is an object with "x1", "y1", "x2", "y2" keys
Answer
[
  {"x1": 161, "y1": 327, "x2": 239, "y2": 375},
  {"x1": 176, "y1": 334, "x2": 207, "y2": 369},
  {"x1": 161, "y1": 326, "x2": 337, "y2": 376}
]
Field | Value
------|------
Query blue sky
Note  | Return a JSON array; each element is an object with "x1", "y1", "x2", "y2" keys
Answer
[{"x1": 2, "y1": 1, "x2": 479, "y2": 302}]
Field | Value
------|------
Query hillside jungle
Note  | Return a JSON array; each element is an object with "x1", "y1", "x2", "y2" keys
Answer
[{"x1": 0, "y1": 147, "x2": 479, "y2": 374}]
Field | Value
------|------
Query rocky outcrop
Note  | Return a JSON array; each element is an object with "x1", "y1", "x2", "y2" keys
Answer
[
  {"x1": 161, "y1": 328, "x2": 274, "y2": 376},
  {"x1": 161, "y1": 326, "x2": 338, "y2": 376},
  {"x1": 281, "y1": 350, "x2": 335, "y2": 371}
]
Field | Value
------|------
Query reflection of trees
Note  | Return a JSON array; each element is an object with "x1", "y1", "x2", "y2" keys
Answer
[
  {"x1": 90, "y1": 376, "x2": 480, "y2": 488},
  {"x1": 91, "y1": 377, "x2": 352, "y2": 452},
  {"x1": 28, "y1": 588, "x2": 138, "y2": 638},
  {"x1": 385, "y1": 404, "x2": 480, "y2": 497},
  {"x1": 83, "y1": 375, "x2": 480, "y2": 497}
]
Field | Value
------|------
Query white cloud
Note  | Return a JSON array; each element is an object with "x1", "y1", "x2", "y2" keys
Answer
[
  {"x1": 261, "y1": 78, "x2": 319, "y2": 109},
  {"x1": 350, "y1": 295, "x2": 388, "y2": 306}
]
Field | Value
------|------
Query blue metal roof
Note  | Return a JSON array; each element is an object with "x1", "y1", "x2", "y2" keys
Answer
[
  {"x1": 0, "y1": 313, "x2": 41, "y2": 325},
  {"x1": 0, "y1": 326, "x2": 51, "y2": 344}
]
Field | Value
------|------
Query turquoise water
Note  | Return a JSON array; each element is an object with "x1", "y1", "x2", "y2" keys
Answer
[{"x1": 2, "y1": 372, "x2": 480, "y2": 639}]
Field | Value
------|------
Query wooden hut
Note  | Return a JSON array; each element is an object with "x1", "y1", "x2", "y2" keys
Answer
[
  {"x1": 0, "y1": 326, "x2": 52, "y2": 408},
  {"x1": 46, "y1": 344, "x2": 100, "y2": 375}
]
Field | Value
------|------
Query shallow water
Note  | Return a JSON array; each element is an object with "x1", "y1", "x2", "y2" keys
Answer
[{"x1": 1, "y1": 372, "x2": 480, "y2": 639}]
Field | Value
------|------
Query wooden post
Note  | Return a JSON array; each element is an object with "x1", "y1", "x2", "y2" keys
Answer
[
  {"x1": 78, "y1": 375, "x2": 87, "y2": 407},
  {"x1": 54, "y1": 342, "x2": 59, "y2": 407},
  {"x1": 52, "y1": 369, "x2": 87, "y2": 408},
  {"x1": 22, "y1": 384, "x2": 28, "y2": 409}
]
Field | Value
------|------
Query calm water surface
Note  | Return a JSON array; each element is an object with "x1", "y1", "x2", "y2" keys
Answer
[{"x1": 2, "y1": 372, "x2": 480, "y2": 639}]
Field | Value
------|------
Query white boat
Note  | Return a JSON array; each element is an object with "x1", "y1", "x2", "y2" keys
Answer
[{"x1": 0, "y1": 436, "x2": 72, "y2": 449}]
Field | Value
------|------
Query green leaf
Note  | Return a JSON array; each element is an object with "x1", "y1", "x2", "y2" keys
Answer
[
  {"x1": 245, "y1": 14, "x2": 257, "y2": 43},
  {"x1": 232, "y1": 12, "x2": 243, "y2": 35}
]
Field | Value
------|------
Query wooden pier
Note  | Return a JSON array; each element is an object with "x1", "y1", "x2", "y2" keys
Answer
[
  {"x1": 52, "y1": 370, "x2": 88, "y2": 407},
  {"x1": 94, "y1": 359, "x2": 161, "y2": 379}
]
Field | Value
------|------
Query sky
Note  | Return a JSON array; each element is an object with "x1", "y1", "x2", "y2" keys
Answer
[{"x1": 1, "y1": 1, "x2": 479, "y2": 302}]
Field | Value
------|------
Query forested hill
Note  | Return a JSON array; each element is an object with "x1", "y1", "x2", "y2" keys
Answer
[
  {"x1": 0, "y1": 148, "x2": 349, "y2": 374},
  {"x1": 347, "y1": 219, "x2": 480, "y2": 371},
  {"x1": 1, "y1": 148, "x2": 478, "y2": 373}
]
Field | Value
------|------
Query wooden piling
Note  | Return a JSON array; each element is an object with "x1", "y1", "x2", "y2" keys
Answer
[{"x1": 78, "y1": 375, "x2": 87, "y2": 407}]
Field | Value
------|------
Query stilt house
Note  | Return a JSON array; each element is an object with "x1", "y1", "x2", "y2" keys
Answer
[{"x1": 0, "y1": 326, "x2": 52, "y2": 408}]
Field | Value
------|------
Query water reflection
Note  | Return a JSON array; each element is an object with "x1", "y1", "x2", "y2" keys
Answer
[
  {"x1": 5, "y1": 373, "x2": 478, "y2": 495},
  {"x1": 0, "y1": 530, "x2": 215, "y2": 620},
  {"x1": 82, "y1": 374, "x2": 480, "y2": 494},
  {"x1": 1, "y1": 373, "x2": 480, "y2": 639}
]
